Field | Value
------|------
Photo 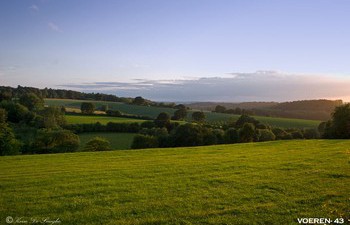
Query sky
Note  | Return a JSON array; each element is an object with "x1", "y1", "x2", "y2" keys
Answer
[{"x1": 1, "y1": 0, "x2": 350, "y2": 102}]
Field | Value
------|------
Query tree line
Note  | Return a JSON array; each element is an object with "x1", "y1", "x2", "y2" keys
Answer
[
  {"x1": 211, "y1": 99, "x2": 343, "y2": 120},
  {"x1": 0, "y1": 85, "x2": 182, "y2": 109},
  {"x1": 130, "y1": 113, "x2": 320, "y2": 149}
]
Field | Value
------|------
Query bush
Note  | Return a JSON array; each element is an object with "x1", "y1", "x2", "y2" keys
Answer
[
  {"x1": 0, "y1": 123, "x2": 21, "y2": 155},
  {"x1": 172, "y1": 123, "x2": 204, "y2": 147},
  {"x1": 303, "y1": 129, "x2": 320, "y2": 139},
  {"x1": 154, "y1": 112, "x2": 170, "y2": 128},
  {"x1": 258, "y1": 129, "x2": 276, "y2": 142},
  {"x1": 131, "y1": 134, "x2": 158, "y2": 149},
  {"x1": 192, "y1": 111, "x2": 206, "y2": 123},
  {"x1": 31, "y1": 129, "x2": 80, "y2": 154},
  {"x1": 224, "y1": 128, "x2": 239, "y2": 144},
  {"x1": 212, "y1": 129, "x2": 225, "y2": 144},
  {"x1": 323, "y1": 104, "x2": 350, "y2": 138},
  {"x1": 81, "y1": 102, "x2": 95, "y2": 114},
  {"x1": 239, "y1": 123, "x2": 255, "y2": 143},
  {"x1": 291, "y1": 130, "x2": 304, "y2": 139},
  {"x1": 0, "y1": 101, "x2": 30, "y2": 123},
  {"x1": 0, "y1": 108, "x2": 7, "y2": 123},
  {"x1": 235, "y1": 115, "x2": 259, "y2": 128},
  {"x1": 139, "y1": 127, "x2": 168, "y2": 137},
  {"x1": 272, "y1": 128, "x2": 289, "y2": 140},
  {"x1": 84, "y1": 137, "x2": 111, "y2": 151}
]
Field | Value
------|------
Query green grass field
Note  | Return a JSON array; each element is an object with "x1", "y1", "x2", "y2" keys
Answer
[
  {"x1": 65, "y1": 115, "x2": 146, "y2": 125},
  {"x1": 46, "y1": 98, "x2": 321, "y2": 128},
  {"x1": 1, "y1": 140, "x2": 349, "y2": 224},
  {"x1": 79, "y1": 132, "x2": 135, "y2": 150}
]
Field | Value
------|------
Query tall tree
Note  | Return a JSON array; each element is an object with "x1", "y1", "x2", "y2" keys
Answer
[
  {"x1": 132, "y1": 96, "x2": 146, "y2": 105},
  {"x1": 324, "y1": 103, "x2": 350, "y2": 138},
  {"x1": 19, "y1": 93, "x2": 44, "y2": 111},
  {"x1": 154, "y1": 112, "x2": 170, "y2": 128},
  {"x1": 239, "y1": 123, "x2": 255, "y2": 143},
  {"x1": 214, "y1": 105, "x2": 226, "y2": 113},
  {"x1": 172, "y1": 108, "x2": 187, "y2": 120},
  {"x1": 81, "y1": 102, "x2": 95, "y2": 114},
  {"x1": 0, "y1": 117, "x2": 21, "y2": 156},
  {"x1": 192, "y1": 111, "x2": 206, "y2": 123}
]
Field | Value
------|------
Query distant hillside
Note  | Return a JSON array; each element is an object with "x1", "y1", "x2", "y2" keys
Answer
[
  {"x1": 186, "y1": 99, "x2": 343, "y2": 121},
  {"x1": 185, "y1": 102, "x2": 278, "y2": 111}
]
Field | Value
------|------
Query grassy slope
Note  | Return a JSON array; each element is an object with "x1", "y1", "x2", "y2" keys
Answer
[
  {"x1": 1, "y1": 140, "x2": 349, "y2": 224},
  {"x1": 79, "y1": 132, "x2": 136, "y2": 150},
  {"x1": 65, "y1": 114, "x2": 145, "y2": 125},
  {"x1": 46, "y1": 99, "x2": 320, "y2": 128}
]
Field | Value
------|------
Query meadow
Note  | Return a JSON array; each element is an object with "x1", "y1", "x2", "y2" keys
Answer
[
  {"x1": 65, "y1": 115, "x2": 146, "y2": 125},
  {"x1": 46, "y1": 99, "x2": 321, "y2": 129},
  {"x1": 1, "y1": 140, "x2": 349, "y2": 224},
  {"x1": 78, "y1": 132, "x2": 135, "y2": 150}
]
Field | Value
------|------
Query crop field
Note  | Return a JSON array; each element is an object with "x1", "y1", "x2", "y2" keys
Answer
[
  {"x1": 204, "y1": 112, "x2": 321, "y2": 129},
  {"x1": 79, "y1": 132, "x2": 135, "y2": 150},
  {"x1": 46, "y1": 99, "x2": 321, "y2": 129},
  {"x1": 65, "y1": 115, "x2": 146, "y2": 125},
  {"x1": 1, "y1": 140, "x2": 349, "y2": 224},
  {"x1": 45, "y1": 98, "x2": 176, "y2": 118}
]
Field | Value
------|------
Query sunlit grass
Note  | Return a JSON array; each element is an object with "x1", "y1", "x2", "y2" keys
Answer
[{"x1": 1, "y1": 140, "x2": 349, "y2": 224}]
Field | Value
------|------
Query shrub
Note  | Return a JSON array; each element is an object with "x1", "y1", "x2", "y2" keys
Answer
[
  {"x1": 131, "y1": 134, "x2": 158, "y2": 149},
  {"x1": 224, "y1": 128, "x2": 239, "y2": 144},
  {"x1": 239, "y1": 123, "x2": 255, "y2": 143},
  {"x1": 172, "y1": 123, "x2": 204, "y2": 147},
  {"x1": 154, "y1": 112, "x2": 170, "y2": 128},
  {"x1": 31, "y1": 129, "x2": 80, "y2": 154},
  {"x1": 291, "y1": 130, "x2": 304, "y2": 139},
  {"x1": 303, "y1": 129, "x2": 320, "y2": 139},
  {"x1": 81, "y1": 102, "x2": 95, "y2": 114},
  {"x1": 84, "y1": 137, "x2": 111, "y2": 151},
  {"x1": 258, "y1": 129, "x2": 276, "y2": 142},
  {"x1": 192, "y1": 111, "x2": 206, "y2": 123},
  {"x1": 0, "y1": 123, "x2": 21, "y2": 155}
]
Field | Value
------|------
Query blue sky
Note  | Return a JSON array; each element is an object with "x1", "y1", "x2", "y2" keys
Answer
[{"x1": 1, "y1": 0, "x2": 350, "y2": 101}]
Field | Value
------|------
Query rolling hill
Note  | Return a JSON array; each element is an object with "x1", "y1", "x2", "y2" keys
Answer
[
  {"x1": 1, "y1": 140, "x2": 349, "y2": 224},
  {"x1": 46, "y1": 99, "x2": 321, "y2": 129}
]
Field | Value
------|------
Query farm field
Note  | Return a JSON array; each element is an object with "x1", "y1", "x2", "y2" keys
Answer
[
  {"x1": 1, "y1": 140, "x2": 349, "y2": 224},
  {"x1": 45, "y1": 98, "x2": 176, "y2": 118},
  {"x1": 65, "y1": 115, "x2": 146, "y2": 125},
  {"x1": 47, "y1": 99, "x2": 321, "y2": 129},
  {"x1": 79, "y1": 132, "x2": 135, "y2": 150},
  {"x1": 204, "y1": 112, "x2": 321, "y2": 129}
]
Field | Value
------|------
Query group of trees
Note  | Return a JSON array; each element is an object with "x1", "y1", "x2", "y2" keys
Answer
[
  {"x1": 0, "y1": 90, "x2": 83, "y2": 155},
  {"x1": 1, "y1": 85, "x2": 185, "y2": 110},
  {"x1": 2, "y1": 85, "x2": 350, "y2": 156},
  {"x1": 214, "y1": 105, "x2": 253, "y2": 115},
  {"x1": 0, "y1": 91, "x2": 119, "y2": 155},
  {"x1": 319, "y1": 103, "x2": 350, "y2": 139},
  {"x1": 0, "y1": 85, "x2": 134, "y2": 104},
  {"x1": 131, "y1": 114, "x2": 320, "y2": 149}
]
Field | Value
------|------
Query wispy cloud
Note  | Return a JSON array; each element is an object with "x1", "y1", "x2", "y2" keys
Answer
[
  {"x1": 29, "y1": 4, "x2": 39, "y2": 11},
  {"x1": 58, "y1": 71, "x2": 350, "y2": 102},
  {"x1": 47, "y1": 22, "x2": 63, "y2": 32}
]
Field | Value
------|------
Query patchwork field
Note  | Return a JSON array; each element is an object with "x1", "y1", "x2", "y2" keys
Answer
[
  {"x1": 47, "y1": 99, "x2": 321, "y2": 129},
  {"x1": 65, "y1": 115, "x2": 146, "y2": 125},
  {"x1": 1, "y1": 140, "x2": 349, "y2": 224},
  {"x1": 79, "y1": 132, "x2": 136, "y2": 150}
]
